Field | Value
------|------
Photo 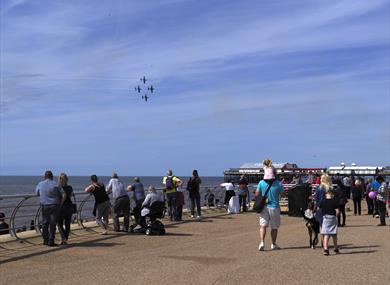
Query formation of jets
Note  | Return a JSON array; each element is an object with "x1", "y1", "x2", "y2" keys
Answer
[{"x1": 134, "y1": 76, "x2": 155, "y2": 102}]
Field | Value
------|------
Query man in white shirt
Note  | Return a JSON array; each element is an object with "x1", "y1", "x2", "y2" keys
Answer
[{"x1": 106, "y1": 173, "x2": 130, "y2": 232}]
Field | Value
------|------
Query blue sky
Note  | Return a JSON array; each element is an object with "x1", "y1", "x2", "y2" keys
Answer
[{"x1": 0, "y1": 0, "x2": 389, "y2": 176}]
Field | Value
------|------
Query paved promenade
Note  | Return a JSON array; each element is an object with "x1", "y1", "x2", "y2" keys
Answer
[{"x1": 0, "y1": 208, "x2": 389, "y2": 285}]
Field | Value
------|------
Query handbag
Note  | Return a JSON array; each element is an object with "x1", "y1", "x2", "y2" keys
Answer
[{"x1": 253, "y1": 180, "x2": 275, "y2": 213}]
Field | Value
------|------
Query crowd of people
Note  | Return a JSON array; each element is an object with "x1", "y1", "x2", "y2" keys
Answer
[
  {"x1": 1, "y1": 163, "x2": 389, "y2": 255},
  {"x1": 255, "y1": 159, "x2": 389, "y2": 255},
  {"x1": 31, "y1": 169, "x2": 203, "y2": 246}
]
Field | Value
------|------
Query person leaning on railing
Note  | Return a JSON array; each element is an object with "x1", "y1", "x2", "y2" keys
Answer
[
  {"x1": 106, "y1": 173, "x2": 130, "y2": 233},
  {"x1": 57, "y1": 173, "x2": 75, "y2": 245},
  {"x1": 35, "y1": 170, "x2": 66, "y2": 247},
  {"x1": 128, "y1": 177, "x2": 146, "y2": 227},
  {"x1": 85, "y1": 175, "x2": 110, "y2": 235},
  {"x1": 0, "y1": 212, "x2": 10, "y2": 236}
]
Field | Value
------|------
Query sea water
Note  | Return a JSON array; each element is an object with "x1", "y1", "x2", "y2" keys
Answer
[{"x1": 0, "y1": 176, "x2": 226, "y2": 230}]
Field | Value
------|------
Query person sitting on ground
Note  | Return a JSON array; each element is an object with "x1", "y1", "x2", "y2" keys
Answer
[
  {"x1": 0, "y1": 212, "x2": 9, "y2": 236},
  {"x1": 140, "y1": 186, "x2": 164, "y2": 228},
  {"x1": 85, "y1": 175, "x2": 110, "y2": 235},
  {"x1": 319, "y1": 188, "x2": 340, "y2": 256},
  {"x1": 204, "y1": 189, "x2": 215, "y2": 207}
]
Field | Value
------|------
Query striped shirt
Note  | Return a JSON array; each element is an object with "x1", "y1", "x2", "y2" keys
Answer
[{"x1": 377, "y1": 182, "x2": 389, "y2": 203}]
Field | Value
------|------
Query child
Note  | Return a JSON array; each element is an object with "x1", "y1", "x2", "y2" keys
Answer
[
  {"x1": 319, "y1": 189, "x2": 340, "y2": 255},
  {"x1": 263, "y1": 159, "x2": 275, "y2": 181}
]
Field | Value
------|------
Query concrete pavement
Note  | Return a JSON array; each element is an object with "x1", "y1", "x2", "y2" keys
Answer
[{"x1": 0, "y1": 208, "x2": 389, "y2": 285}]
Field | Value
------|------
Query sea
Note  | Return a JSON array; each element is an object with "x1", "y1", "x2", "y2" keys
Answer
[
  {"x1": 0, "y1": 176, "x2": 225, "y2": 231},
  {"x1": 0, "y1": 176, "x2": 224, "y2": 195}
]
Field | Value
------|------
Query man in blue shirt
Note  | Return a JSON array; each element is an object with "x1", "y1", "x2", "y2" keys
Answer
[
  {"x1": 255, "y1": 172, "x2": 285, "y2": 251},
  {"x1": 128, "y1": 177, "x2": 146, "y2": 228},
  {"x1": 36, "y1": 170, "x2": 65, "y2": 246},
  {"x1": 371, "y1": 178, "x2": 381, "y2": 216}
]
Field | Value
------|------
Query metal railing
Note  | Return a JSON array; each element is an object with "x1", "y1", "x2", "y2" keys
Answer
[
  {"x1": 0, "y1": 183, "x2": 317, "y2": 242},
  {"x1": 0, "y1": 185, "x2": 230, "y2": 241}
]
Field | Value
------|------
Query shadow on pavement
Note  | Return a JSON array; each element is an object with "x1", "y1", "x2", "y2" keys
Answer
[
  {"x1": 340, "y1": 244, "x2": 380, "y2": 249},
  {"x1": 339, "y1": 250, "x2": 377, "y2": 255},
  {"x1": 341, "y1": 224, "x2": 377, "y2": 228},
  {"x1": 163, "y1": 232, "x2": 193, "y2": 236},
  {"x1": 0, "y1": 235, "x2": 121, "y2": 265},
  {"x1": 160, "y1": 255, "x2": 236, "y2": 265},
  {"x1": 282, "y1": 245, "x2": 316, "y2": 250}
]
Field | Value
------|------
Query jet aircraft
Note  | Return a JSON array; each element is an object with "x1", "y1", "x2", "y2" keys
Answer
[
  {"x1": 148, "y1": 85, "x2": 154, "y2": 93},
  {"x1": 142, "y1": 94, "x2": 149, "y2": 102},
  {"x1": 140, "y1": 76, "x2": 147, "y2": 84},
  {"x1": 134, "y1": 85, "x2": 141, "y2": 93}
]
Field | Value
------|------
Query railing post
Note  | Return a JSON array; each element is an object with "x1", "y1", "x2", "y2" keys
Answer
[{"x1": 9, "y1": 197, "x2": 30, "y2": 239}]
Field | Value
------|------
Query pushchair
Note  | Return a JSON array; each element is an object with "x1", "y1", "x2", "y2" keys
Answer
[
  {"x1": 129, "y1": 201, "x2": 165, "y2": 235},
  {"x1": 145, "y1": 201, "x2": 166, "y2": 235}
]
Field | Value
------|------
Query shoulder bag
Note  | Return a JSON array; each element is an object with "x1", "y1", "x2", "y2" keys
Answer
[{"x1": 253, "y1": 180, "x2": 275, "y2": 213}]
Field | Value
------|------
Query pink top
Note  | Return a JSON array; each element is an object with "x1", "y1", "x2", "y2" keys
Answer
[{"x1": 263, "y1": 166, "x2": 275, "y2": 180}]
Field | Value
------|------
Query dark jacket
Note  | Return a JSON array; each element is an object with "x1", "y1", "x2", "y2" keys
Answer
[
  {"x1": 187, "y1": 176, "x2": 201, "y2": 197},
  {"x1": 335, "y1": 185, "x2": 348, "y2": 205},
  {"x1": 351, "y1": 186, "x2": 362, "y2": 199}
]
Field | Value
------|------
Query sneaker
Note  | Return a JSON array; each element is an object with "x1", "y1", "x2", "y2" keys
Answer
[
  {"x1": 334, "y1": 248, "x2": 340, "y2": 254},
  {"x1": 258, "y1": 242, "x2": 265, "y2": 251},
  {"x1": 197, "y1": 215, "x2": 201, "y2": 219},
  {"x1": 191, "y1": 215, "x2": 195, "y2": 218},
  {"x1": 323, "y1": 249, "x2": 329, "y2": 256},
  {"x1": 101, "y1": 231, "x2": 108, "y2": 235},
  {"x1": 271, "y1": 244, "x2": 280, "y2": 250},
  {"x1": 377, "y1": 223, "x2": 386, "y2": 226}
]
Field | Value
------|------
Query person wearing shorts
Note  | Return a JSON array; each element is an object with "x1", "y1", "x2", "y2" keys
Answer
[{"x1": 256, "y1": 166, "x2": 285, "y2": 251}]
